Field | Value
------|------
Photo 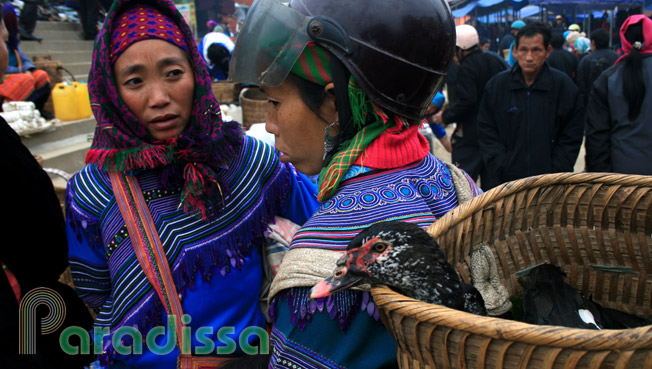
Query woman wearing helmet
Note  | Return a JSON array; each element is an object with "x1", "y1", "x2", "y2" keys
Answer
[{"x1": 231, "y1": 0, "x2": 481, "y2": 367}]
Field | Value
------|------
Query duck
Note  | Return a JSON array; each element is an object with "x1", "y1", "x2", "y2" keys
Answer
[
  {"x1": 522, "y1": 263, "x2": 652, "y2": 330},
  {"x1": 521, "y1": 263, "x2": 603, "y2": 329},
  {"x1": 310, "y1": 221, "x2": 487, "y2": 316}
]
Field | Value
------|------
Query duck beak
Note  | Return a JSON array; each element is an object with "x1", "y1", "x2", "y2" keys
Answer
[{"x1": 310, "y1": 266, "x2": 364, "y2": 299}]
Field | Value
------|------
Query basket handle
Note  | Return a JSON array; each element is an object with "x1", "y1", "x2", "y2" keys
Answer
[
  {"x1": 238, "y1": 87, "x2": 251, "y2": 104},
  {"x1": 60, "y1": 66, "x2": 76, "y2": 82}
]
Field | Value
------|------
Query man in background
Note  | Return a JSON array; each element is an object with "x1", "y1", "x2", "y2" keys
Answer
[
  {"x1": 576, "y1": 28, "x2": 619, "y2": 104},
  {"x1": 547, "y1": 32, "x2": 579, "y2": 80},
  {"x1": 431, "y1": 24, "x2": 508, "y2": 190},
  {"x1": 478, "y1": 22, "x2": 584, "y2": 189}
]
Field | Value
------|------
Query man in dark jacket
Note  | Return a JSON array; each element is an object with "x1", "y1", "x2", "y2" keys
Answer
[
  {"x1": 547, "y1": 32, "x2": 579, "y2": 80},
  {"x1": 431, "y1": 24, "x2": 508, "y2": 190},
  {"x1": 576, "y1": 28, "x2": 619, "y2": 105},
  {"x1": 478, "y1": 22, "x2": 584, "y2": 189}
]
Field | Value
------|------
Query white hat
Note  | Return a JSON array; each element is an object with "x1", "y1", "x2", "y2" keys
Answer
[{"x1": 456, "y1": 24, "x2": 479, "y2": 50}]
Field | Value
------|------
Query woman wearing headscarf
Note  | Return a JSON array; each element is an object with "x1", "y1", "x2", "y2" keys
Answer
[
  {"x1": 585, "y1": 15, "x2": 652, "y2": 174},
  {"x1": 197, "y1": 28, "x2": 234, "y2": 81},
  {"x1": 230, "y1": 0, "x2": 481, "y2": 367},
  {"x1": 0, "y1": 3, "x2": 51, "y2": 118},
  {"x1": 573, "y1": 36, "x2": 591, "y2": 60},
  {"x1": 65, "y1": 0, "x2": 318, "y2": 367}
]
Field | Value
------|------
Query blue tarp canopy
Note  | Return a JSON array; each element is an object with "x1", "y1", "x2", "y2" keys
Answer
[
  {"x1": 452, "y1": 0, "x2": 530, "y2": 17},
  {"x1": 529, "y1": 0, "x2": 648, "y2": 10},
  {"x1": 452, "y1": 0, "x2": 649, "y2": 18}
]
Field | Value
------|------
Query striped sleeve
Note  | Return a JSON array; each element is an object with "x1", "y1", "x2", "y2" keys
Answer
[{"x1": 65, "y1": 165, "x2": 112, "y2": 309}]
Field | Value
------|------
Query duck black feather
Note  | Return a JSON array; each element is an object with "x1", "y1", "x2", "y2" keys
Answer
[
  {"x1": 522, "y1": 264, "x2": 603, "y2": 329},
  {"x1": 311, "y1": 221, "x2": 487, "y2": 316}
]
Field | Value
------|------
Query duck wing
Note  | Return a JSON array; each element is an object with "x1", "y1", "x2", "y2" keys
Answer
[{"x1": 523, "y1": 264, "x2": 601, "y2": 329}]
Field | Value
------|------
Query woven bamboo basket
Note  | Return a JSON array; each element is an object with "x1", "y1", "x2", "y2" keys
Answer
[
  {"x1": 240, "y1": 87, "x2": 267, "y2": 129},
  {"x1": 211, "y1": 81, "x2": 242, "y2": 103},
  {"x1": 371, "y1": 173, "x2": 652, "y2": 369}
]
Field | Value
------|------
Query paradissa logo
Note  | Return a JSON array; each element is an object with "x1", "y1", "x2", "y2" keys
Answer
[{"x1": 20, "y1": 287, "x2": 269, "y2": 356}]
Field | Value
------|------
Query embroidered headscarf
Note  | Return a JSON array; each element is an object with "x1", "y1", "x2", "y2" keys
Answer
[
  {"x1": 86, "y1": 0, "x2": 243, "y2": 220},
  {"x1": 109, "y1": 5, "x2": 188, "y2": 63},
  {"x1": 206, "y1": 19, "x2": 218, "y2": 32},
  {"x1": 574, "y1": 37, "x2": 591, "y2": 55},
  {"x1": 290, "y1": 43, "x2": 427, "y2": 202},
  {"x1": 615, "y1": 14, "x2": 652, "y2": 65}
]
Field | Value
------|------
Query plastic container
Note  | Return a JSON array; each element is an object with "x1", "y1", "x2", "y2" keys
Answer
[
  {"x1": 52, "y1": 83, "x2": 80, "y2": 121},
  {"x1": 72, "y1": 81, "x2": 92, "y2": 119}
]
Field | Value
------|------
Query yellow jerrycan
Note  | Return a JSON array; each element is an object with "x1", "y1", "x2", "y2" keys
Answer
[
  {"x1": 52, "y1": 82, "x2": 80, "y2": 121},
  {"x1": 72, "y1": 81, "x2": 92, "y2": 119}
]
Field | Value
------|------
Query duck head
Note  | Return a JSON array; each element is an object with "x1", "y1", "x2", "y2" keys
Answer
[{"x1": 310, "y1": 221, "x2": 438, "y2": 299}]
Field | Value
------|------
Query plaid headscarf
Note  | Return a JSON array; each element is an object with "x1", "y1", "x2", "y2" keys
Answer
[
  {"x1": 290, "y1": 43, "x2": 414, "y2": 202},
  {"x1": 86, "y1": 0, "x2": 243, "y2": 220}
]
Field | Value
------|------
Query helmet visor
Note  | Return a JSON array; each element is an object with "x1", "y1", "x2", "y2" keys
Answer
[{"x1": 229, "y1": 0, "x2": 311, "y2": 86}]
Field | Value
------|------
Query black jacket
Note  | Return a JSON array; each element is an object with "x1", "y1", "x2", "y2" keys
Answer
[
  {"x1": 585, "y1": 55, "x2": 652, "y2": 174},
  {"x1": 0, "y1": 118, "x2": 94, "y2": 368},
  {"x1": 477, "y1": 63, "x2": 585, "y2": 186},
  {"x1": 576, "y1": 48, "x2": 619, "y2": 105},
  {"x1": 442, "y1": 48, "x2": 508, "y2": 144},
  {"x1": 547, "y1": 49, "x2": 579, "y2": 81}
]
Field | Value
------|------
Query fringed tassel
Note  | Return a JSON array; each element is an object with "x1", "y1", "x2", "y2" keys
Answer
[
  {"x1": 272, "y1": 287, "x2": 382, "y2": 332},
  {"x1": 371, "y1": 102, "x2": 390, "y2": 125},
  {"x1": 348, "y1": 77, "x2": 370, "y2": 130},
  {"x1": 178, "y1": 162, "x2": 231, "y2": 221},
  {"x1": 170, "y1": 155, "x2": 291, "y2": 296},
  {"x1": 97, "y1": 295, "x2": 165, "y2": 366},
  {"x1": 86, "y1": 145, "x2": 175, "y2": 172},
  {"x1": 180, "y1": 162, "x2": 208, "y2": 219}
]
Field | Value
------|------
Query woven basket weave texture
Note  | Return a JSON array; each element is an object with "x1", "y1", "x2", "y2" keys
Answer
[
  {"x1": 211, "y1": 81, "x2": 242, "y2": 104},
  {"x1": 240, "y1": 87, "x2": 267, "y2": 129},
  {"x1": 372, "y1": 173, "x2": 652, "y2": 369}
]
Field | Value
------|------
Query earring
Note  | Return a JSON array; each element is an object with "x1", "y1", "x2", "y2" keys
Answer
[{"x1": 323, "y1": 120, "x2": 339, "y2": 160}]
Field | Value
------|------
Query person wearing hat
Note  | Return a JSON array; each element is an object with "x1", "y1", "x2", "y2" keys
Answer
[
  {"x1": 568, "y1": 23, "x2": 581, "y2": 32},
  {"x1": 478, "y1": 22, "x2": 584, "y2": 189},
  {"x1": 499, "y1": 19, "x2": 526, "y2": 59},
  {"x1": 228, "y1": 0, "x2": 483, "y2": 367},
  {"x1": 65, "y1": 0, "x2": 320, "y2": 366},
  {"x1": 573, "y1": 36, "x2": 591, "y2": 60},
  {"x1": 197, "y1": 25, "x2": 235, "y2": 80},
  {"x1": 431, "y1": 24, "x2": 508, "y2": 190},
  {"x1": 552, "y1": 14, "x2": 567, "y2": 40}
]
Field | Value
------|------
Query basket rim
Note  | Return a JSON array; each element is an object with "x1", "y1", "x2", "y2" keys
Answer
[
  {"x1": 371, "y1": 284, "x2": 652, "y2": 351},
  {"x1": 425, "y1": 172, "x2": 652, "y2": 237},
  {"x1": 373, "y1": 173, "x2": 652, "y2": 352}
]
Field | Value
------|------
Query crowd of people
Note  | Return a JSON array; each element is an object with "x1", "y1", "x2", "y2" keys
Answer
[
  {"x1": 0, "y1": 0, "x2": 651, "y2": 368},
  {"x1": 0, "y1": 3, "x2": 52, "y2": 119},
  {"x1": 431, "y1": 13, "x2": 652, "y2": 190}
]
